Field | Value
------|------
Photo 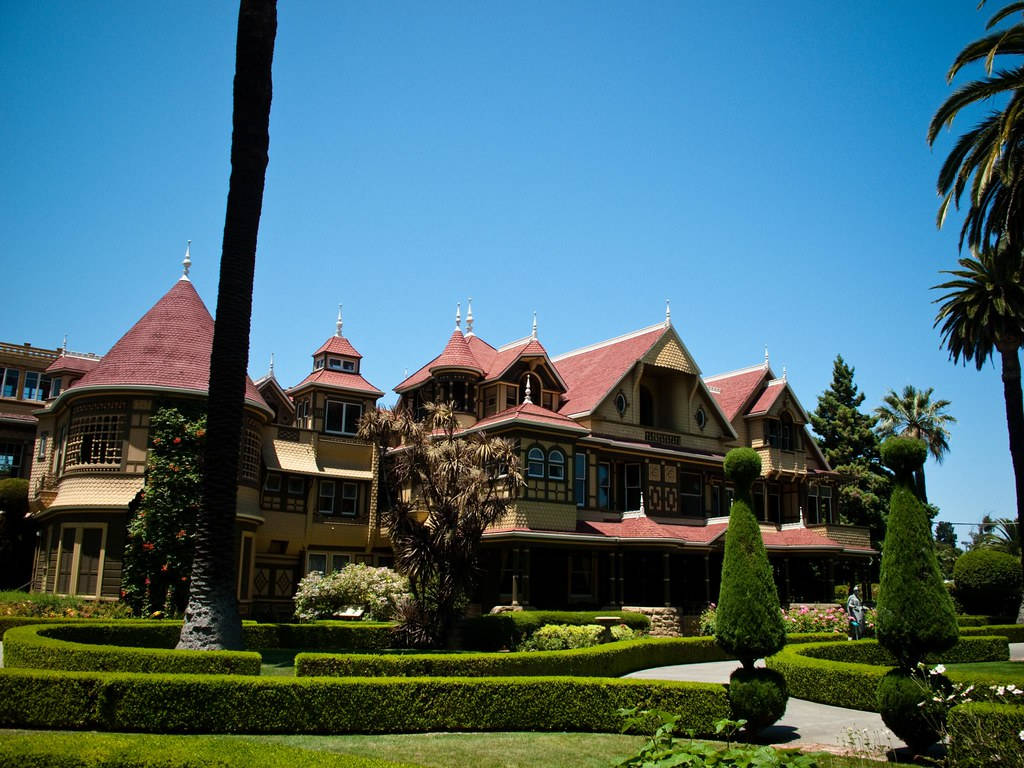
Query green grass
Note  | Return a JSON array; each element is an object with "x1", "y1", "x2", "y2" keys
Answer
[
  {"x1": 259, "y1": 647, "x2": 299, "y2": 676},
  {"x1": 946, "y1": 659, "x2": 1024, "y2": 685},
  {"x1": 0, "y1": 730, "x2": 878, "y2": 768}
]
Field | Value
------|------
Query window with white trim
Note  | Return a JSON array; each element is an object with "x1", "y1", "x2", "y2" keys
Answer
[
  {"x1": 0, "y1": 367, "x2": 19, "y2": 398},
  {"x1": 680, "y1": 472, "x2": 702, "y2": 517},
  {"x1": 340, "y1": 482, "x2": 358, "y2": 516},
  {"x1": 624, "y1": 463, "x2": 642, "y2": 511},
  {"x1": 574, "y1": 452, "x2": 586, "y2": 507},
  {"x1": 0, "y1": 442, "x2": 22, "y2": 477},
  {"x1": 597, "y1": 462, "x2": 611, "y2": 509},
  {"x1": 306, "y1": 551, "x2": 353, "y2": 575},
  {"x1": 324, "y1": 400, "x2": 362, "y2": 435},
  {"x1": 65, "y1": 402, "x2": 126, "y2": 469},
  {"x1": 37, "y1": 432, "x2": 48, "y2": 460},
  {"x1": 238, "y1": 423, "x2": 261, "y2": 483},
  {"x1": 318, "y1": 479, "x2": 335, "y2": 514},
  {"x1": 526, "y1": 447, "x2": 545, "y2": 478},
  {"x1": 547, "y1": 449, "x2": 565, "y2": 480}
]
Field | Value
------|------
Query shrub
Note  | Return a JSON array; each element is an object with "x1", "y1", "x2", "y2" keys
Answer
[
  {"x1": 2, "y1": 623, "x2": 261, "y2": 675},
  {"x1": 947, "y1": 702, "x2": 1024, "y2": 768},
  {"x1": 698, "y1": 603, "x2": 716, "y2": 635},
  {"x1": 728, "y1": 667, "x2": 787, "y2": 731},
  {"x1": 699, "y1": 603, "x2": 875, "y2": 636},
  {"x1": 297, "y1": 636, "x2": 733, "y2": 678},
  {"x1": 875, "y1": 438, "x2": 958, "y2": 671},
  {"x1": 715, "y1": 448, "x2": 786, "y2": 668},
  {"x1": 0, "y1": 731, "x2": 415, "y2": 768},
  {"x1": 518, "y1": 623, "x2": 604, "y2": 650},
  {"x1": 876, "y1": 668, "x2": 951, "y2": 753},
  {"x1": 0, "y1": 668, "x2": 731, "y2": 736},
  {"x1": 953, "y1": 549, "x2": 1024, "y2": 617},
  {"x1": 0, "y1": 591, "x2": 130, "y2": 620},
  {"x1": 293, "y1": 564, "x2": 409, "y2": 622},
  {"x1": 459, "y1": 610, "x2": 650, "y2": 651}
]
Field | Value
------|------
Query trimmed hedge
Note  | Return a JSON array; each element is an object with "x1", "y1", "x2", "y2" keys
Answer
[
  {"x1": 0, "y1": 731, "x2": 417, "y2": 768},
  {"x1": 956, "y1": 614, "x2": 1016, "y2": 627},
  {"x1": 947, "y1": 702, "x2": 1024, "y2": 767},
  {"x1": 297, "y1": 636, "x2": 732, "y2": 678},
  {"x1": 957, "y1": 624, "x2": 1024, "y2": 643},
  {"x1": 243, "y1": 621, "x2": 395, "y2": 650},
  {"x1": 459, "y1": 611, "x2": 650, "y2": 651},
  {"x1": 3, "y1": 623, "x2": 261, "y2": 675},
  {"x1": 766, "y1": 636, "x2": 1011, "y2": 712},
  {"x1": 0, "y1": 667, "x2": 730, "y2": 736}
]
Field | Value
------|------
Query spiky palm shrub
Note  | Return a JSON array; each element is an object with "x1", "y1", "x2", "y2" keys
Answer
[
  {"x1": 875, "y1": 437, "x2": 959, "y2": 753},
  {"x1": 715, "y1": 448, "x2": 786, "y2": 668},
  {"x1": 875, "y1": 438, "x2": 959, "y2": 670},
  {"x1": 715, "y1": 448, "x2": 788, "y2": 732}
]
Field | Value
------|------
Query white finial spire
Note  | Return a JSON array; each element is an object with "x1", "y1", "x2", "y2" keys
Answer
[
  {"x1": 269, "y1": 352, "x2": 275, "y2": 376},
  {"x1": 665, "y1": 299, "x2": 671, "y2": 327},
  {"x1": 523, "y1": 375, "x2": 533, "y2": 405},
  {"x1": 455, "y1": 302, "x2": 462, "y2": 331},
  {"x1": 531, "y1": 311, "x2": 537, "y2": 340},
  {"x1": 181, "y1": 240, "x2": 192, "y2": 280},
  {"x1": 61, "y1": 334, "x2": 68, "y2": 355},
  {"x1": 782, "y1": 365, "x2": 787, "y2": 381},
  {"x1": 466, "y1": 298, "x2": 474, "y2": 335},
  {"x1": 639, "y1": 491, "x2": 645, "y2": 515},
  {"x1": 764, "y1": 345, "x2": 769, "y2": 366},
  {"x1": 336, "y1": 305, "x2": 343, "y2": 337}
]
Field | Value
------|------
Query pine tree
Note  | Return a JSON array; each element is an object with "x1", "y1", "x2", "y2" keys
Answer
[
  {"x1": 122, "y1": 407, "x2": 205, "y2": 616},
  {"x1": 810, "y1": 355, "x2": 891, "y2": 546}
]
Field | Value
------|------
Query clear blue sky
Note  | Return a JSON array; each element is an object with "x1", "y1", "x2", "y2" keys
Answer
[{"x1": 1, "y1": 1, "x2": 1012, "y2": 542}]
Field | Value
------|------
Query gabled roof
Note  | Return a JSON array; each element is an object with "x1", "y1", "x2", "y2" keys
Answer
[
  {"x1": 468, "y1": 401, "x2": 589, "y2": 435},
  {"x1": 314, "y1": 335, "x2": 363, "y2": 359},
  {"x1": 288, "y1": 369, "x2": 384, "y2": 398},
  {"x1": 46, "y1": 354, "x2": 101, "y2": 376},
  {"x1": 482, "y1": 336, "x2": 567, "y2": 390},
  {"x1": 60, "y1": 278, "x2": 269, "y2": 412},
  {"x1": 552, "y1": 324, "x2": 667, "y2": 417},
  {"x1": 254, "y1": 373, "x2": 296, "y2": 417},
  {"x1": 747, "y1": 379, "x2": 785, "y2": 416},
  {"x1": 704, "y1": 363, "x2": 771, "y2": 421}
]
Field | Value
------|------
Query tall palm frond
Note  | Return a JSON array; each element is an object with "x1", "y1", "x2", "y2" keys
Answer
[{"x1": 874, "y1": 386, "x2": 956, "y2": 463}]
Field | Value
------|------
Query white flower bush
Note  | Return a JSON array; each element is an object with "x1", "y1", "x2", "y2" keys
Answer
[{"x1": 293, "y1": 563, "x2": 410, "y2": 622}]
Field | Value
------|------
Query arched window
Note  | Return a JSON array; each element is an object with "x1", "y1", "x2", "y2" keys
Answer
[
  {"x1": 639, "y1": 386, "x2": 654, "y2": 426},
  {"x1": 548, "y1": 449, "x2": 565, "y2": 480},
  {"x1": 527, "y1": 447, "x2": 545, "y2": 478}
]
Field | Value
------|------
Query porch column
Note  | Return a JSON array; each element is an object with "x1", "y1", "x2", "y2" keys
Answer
[
  {"x1": 703, "y1": 553, "x2": 711, "y2": 605},
  {"x1": 827, "y1": 559, "x2": 835, "y2": 603},
  {"x1": 783, "y1": 557, "x2": 791, "y2": 605},
  {"x1": 511, "y1": 548, "x2": 520, "y2": 606},
  {"x1": 607, "y1": 551, "x2": 617, "y2": 607},
  {"x1": 662, "y1": 552, "x2": 671, "y2": 607},
  {"x1": 617, "y1": 552, "x2": 625, "y2": 606},
  {"x1": 522, "y1": 547, "x2": 531, "y2": 605}
]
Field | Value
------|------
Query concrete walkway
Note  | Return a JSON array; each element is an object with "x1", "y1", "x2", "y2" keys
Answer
[{"x1": 625, "y1": 643, "x2": 1024, "y2": 753}]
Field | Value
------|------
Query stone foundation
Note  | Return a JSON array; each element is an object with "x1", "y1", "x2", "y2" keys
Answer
[{"x1": 622, "y1": 605, "x2": 698, "y2": 637}]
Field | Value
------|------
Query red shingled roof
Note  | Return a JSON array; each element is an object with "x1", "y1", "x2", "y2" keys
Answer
[
  {"x1": 46, "y1": 355, "x2": 101, "y2": 376},
  {"x1": 429, "y1": 330, "x2": 482, "y2": 374},
  {"x1": 289, "y1": 368, "x2": 384, "y2": 397},
  {"x1": 704, "y1": 365, "x2": 769, "y2": 421},
  {"x1": 313, "y1": 335, "x2": 363, "y2": 359},
  {"x1": 471, "y1": 402, "x2": 588, "y2": 434},
  {"x1": 748, "y1": 380, "x2": 785, "y2": 416},
  {"x1": 553, "y1": 325, "x2": 666, "y2": 416},
  {"x1": 69, "y1": 279, "x2": 268, "y2": 410}
]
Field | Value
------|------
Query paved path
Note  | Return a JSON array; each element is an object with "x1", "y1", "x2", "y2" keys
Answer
[{"x1": 625, "y1": 643, "x2": 1024, "y2": 753}]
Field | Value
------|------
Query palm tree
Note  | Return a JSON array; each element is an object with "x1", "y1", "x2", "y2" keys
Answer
[
  {"x1": 178, "y1": 0, "x2": 277, "y2": 650},
  {"x1": 933, "y1": 245, "x2": 1024, "y2": 623},
  {"x1": 975, "y1": 516, "x2": 1022, "y2": 558},
  {"x1": 928, "y1": 2, "x2": 1024, "y2": 251},
  {"x1": 874, "y1": 386, "x2": 955, "y2": 504}
]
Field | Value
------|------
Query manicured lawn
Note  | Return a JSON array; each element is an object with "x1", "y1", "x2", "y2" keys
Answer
[
  {"x1": 0, "y1": 730, "x2": 879, "y2": 767},
  {"x1": 946, "y1": 659, "x2": 1024, "y2": 685}
]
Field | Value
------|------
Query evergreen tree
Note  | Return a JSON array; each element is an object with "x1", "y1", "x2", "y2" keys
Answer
[
  {"x1": 715, "y1": 448, "x2": 786, "y2": 668},
  {"x1": 875, "y1": 438, "x2": 959, "y2": 670},
  {"x1": 810, "y1": 355, "x2": 891, "y2": 546},
  {"x1": 122, "y1": 407, "x2": 205, "y2": 616}
]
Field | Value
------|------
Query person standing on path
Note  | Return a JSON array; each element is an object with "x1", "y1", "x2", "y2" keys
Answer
[{"x1": 846, "y1": 585, "x2": 865, "y2": 640}]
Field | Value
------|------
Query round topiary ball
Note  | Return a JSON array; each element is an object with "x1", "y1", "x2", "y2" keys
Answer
[
  {"x1": 723, "y1": 448, "x2": 761, "y2": 489},
  {"x1": 880, "y1": 438, "x2": 927, "y2": 480},
  {"x1": 953, "y1": 548, "x2": 1024, "y2": 617},
  {"x1": 877, "y1": 669, "x2": 951, "y2": 753},
  {"x1": 728, "y1": 667, "x2": 788, "y2": 732}
]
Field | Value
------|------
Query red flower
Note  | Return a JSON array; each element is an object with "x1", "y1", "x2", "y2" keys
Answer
[
  {"x1": 161, "y1": 564, "x2": 169, "y2": 572},
  {"x1": 176, "y1": 529, "x2": 186, "y2": 539},
  {"x1": 152, "y1": 438, "x2": 161, "y2": 446},
  {"x1": 144, "y1": 577, "x2": 150, "y2": 586},
  {"x1": 142, "y1": 541, "x2": 155, "y2": 552},
  {"x1": 195, "y1": 429, "x2": 206, "y2": 438},
  {"x1": 173, "y1": 437, "x2": 182, "y2": 445},
  {"x1": 180, "y1": 576, "x2": 188, "y2": 583}
]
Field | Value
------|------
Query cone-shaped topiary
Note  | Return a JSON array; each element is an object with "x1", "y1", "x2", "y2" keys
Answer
[
  {"x1": 875, "y1": 437, "x2": 958, "y2": 671},
  {"x1": 715, "y1": 448, "x2": 786, "y2": 670}
]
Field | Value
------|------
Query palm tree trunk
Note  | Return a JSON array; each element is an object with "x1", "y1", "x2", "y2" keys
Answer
[
  {"x1": 178, "y1": 0, "x2": 277, "y2": 650},
  {"x1": 997, "y1": 345, "x2": 1024, "y2": 624}
]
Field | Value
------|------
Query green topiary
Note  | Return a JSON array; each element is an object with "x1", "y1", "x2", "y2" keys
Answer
[
  {"x1": 715, "y1": 448, "x2": 786, "y2": 670},
  {"x1": 875, "y1": 438, "x2": 958, "y2": 671},
  {"x1": 876, "y1": 668, "x2": 951, "y2": 754},
  {"x1": 728, "y1": 667, "x2": 788, "y2": 731},
  {"x1": 953, "y1": 549, "x2": 1024, "y2": 616}
]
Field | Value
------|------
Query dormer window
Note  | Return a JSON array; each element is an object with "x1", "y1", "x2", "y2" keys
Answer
[
  {"x1": 315, "y1": 358, "x2": 325, "y2": 370},
  {"x1": 327, "y1": 357, "x2": 356, "y2": 373}
]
